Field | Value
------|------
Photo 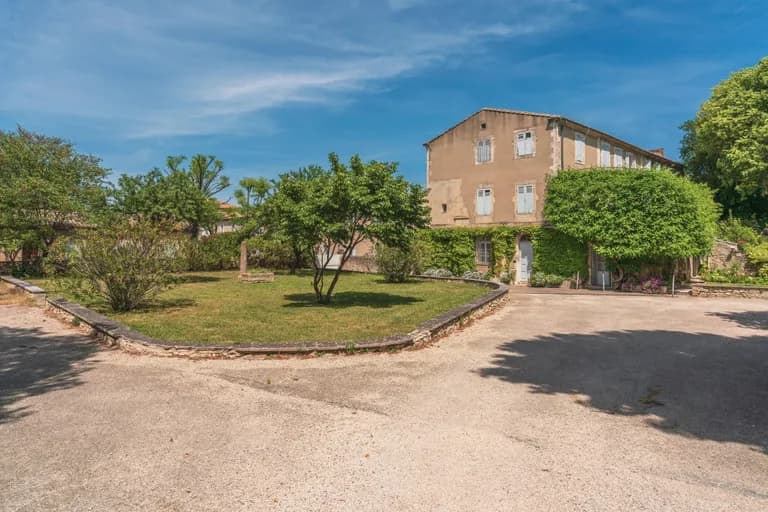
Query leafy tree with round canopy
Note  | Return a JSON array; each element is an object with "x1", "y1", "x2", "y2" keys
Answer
[
  {"x1": 544, "y1": 168, "x2": 719, "y2": 264},
  {"x1": 266, "y1": 153, "x2": 430, "y2": 303},
  {"x1": 0, "y1": 127, "x2": 109, "y2": 266},
  {"x1": 681, "y1": 57, "x2": 768, "y2": 224}
]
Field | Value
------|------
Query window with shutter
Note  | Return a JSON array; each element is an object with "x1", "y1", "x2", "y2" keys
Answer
[
  {"x1": 476, "y1": 239, "x2": 491, "y2": 265},
  {"x1": 600, "y1": 141, "x2": 611, "y2": 167},
  {"x1": 516, "y1": 130, "x2": 534, "y2": 157},
  {"x1": 476, "y1": 139, "x2": 492, "y2": 164},
  {"x1": 575, "y1": 132, "x2": 586, "y2": 163},
  {"x1": 517, "y1": 184, "x2": 534, "y2": 214},
  {"x1": 476, "y1": 188, "x2": 492, "y2": 215}
]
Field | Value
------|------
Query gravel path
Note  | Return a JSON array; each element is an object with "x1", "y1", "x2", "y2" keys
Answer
[{"x1": 2, "y1": 293, "x2": 767, "y2": 511}]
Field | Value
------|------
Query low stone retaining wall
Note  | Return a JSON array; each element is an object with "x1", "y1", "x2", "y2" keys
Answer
[
  {"x1": 0, "y1": 275, "x2": 47, "y2": 305},
  {"x1": 690, "y1": 283, "x2": 768, "y2": 299},
  {"x1": 3, "y1": 274, "x2": 507, "y2": 358}
]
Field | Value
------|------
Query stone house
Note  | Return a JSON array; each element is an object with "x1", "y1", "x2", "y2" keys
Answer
[{"x1": 424, "y1": 108, "x2": 682, "y2": 284}]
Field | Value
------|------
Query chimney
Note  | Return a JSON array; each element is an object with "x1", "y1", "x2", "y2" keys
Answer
[{"x1": 648, "y1": 148, "x2": 665, "y2": 157}]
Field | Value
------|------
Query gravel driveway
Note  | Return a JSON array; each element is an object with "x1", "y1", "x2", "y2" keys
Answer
[{"x1": 2, "y1": 292, "x2": 767, "y2": 511}]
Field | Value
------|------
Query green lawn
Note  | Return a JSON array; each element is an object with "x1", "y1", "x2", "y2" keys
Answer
[{"x1": 34, "y1": 271, "x2": 488, "y2": 344}]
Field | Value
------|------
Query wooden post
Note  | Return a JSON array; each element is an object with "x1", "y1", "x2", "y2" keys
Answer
[{"x1": 239, "y1": 240, "x2": 248, "y2": 276}]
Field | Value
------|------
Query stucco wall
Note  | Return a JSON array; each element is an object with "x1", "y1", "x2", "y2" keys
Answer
[{"x1": 426, "y1": 110, "x2": 555, "y2": 227}]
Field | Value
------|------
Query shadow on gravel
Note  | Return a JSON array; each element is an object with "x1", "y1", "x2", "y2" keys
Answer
[
  {"x1": 477, "y1": 330, "x2": 768, "y2": 454},
  {"x1": 709, "y1": 310, "x2": 768, "y2": 330},
  {"x1": 0, "y1": 325, "x2": 99, "y2": 425}
]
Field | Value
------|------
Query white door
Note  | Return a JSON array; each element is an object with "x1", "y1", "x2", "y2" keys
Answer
[{"x1": 518, "y1": 239, "x2": 533, "y2": 282}]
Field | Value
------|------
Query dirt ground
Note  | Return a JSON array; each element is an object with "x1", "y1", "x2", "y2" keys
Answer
[{"x1": 1, "y1": 291, "x2": 767, "y2": 511}]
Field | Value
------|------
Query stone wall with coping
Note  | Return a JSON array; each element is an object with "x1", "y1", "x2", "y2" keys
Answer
[
  {"x1": 690, "y1": 283, "x2": 768, "y2": 299},
  {"x1": 0, "y1": 275, "x2": 47, "y2": 305}
]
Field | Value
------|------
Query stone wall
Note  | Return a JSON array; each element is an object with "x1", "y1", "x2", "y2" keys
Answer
[
  {"x1": 707, "y1": 239, "x2": 750, "y2": 272},
  {"x1": 690, "y1": 283, "x2": 768, "y2": 299}
]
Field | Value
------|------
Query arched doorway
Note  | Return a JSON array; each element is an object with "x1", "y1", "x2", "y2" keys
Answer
[{"x1": 518, "y1": 238, "x2": 533, "y2": 283}]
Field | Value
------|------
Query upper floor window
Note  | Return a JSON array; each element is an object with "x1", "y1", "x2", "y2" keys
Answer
[
  {"x1": 476, "y1": 239, "x2": 492, "y2": 265},
  {"x1": 476, "y1": 139, "x2": 492, "y2": 164},
  {"x1": 614, "y1": 147, "x2": 624, "y2": 167},
  {"x1": 476, "y1": 188, "x2": 492, "y2": 216},
  {"x1": 599, "y1": 141, "x2": 611, "y2": 167},
  {"x1": 574, "y1": 132, "x2": 586, "y2": 163},
  {"x1": 515, "y1": 130, "x2": 535, "y2": 158},
  {"x1": 517, "y1": 184, "x2": 534, "y2": 214},
  {"x1": 644, "y1": 158, "x2": 652, "y2": 169},
  {"x1": 626, "y1": 152, "x2": 636, "y2": 168}
]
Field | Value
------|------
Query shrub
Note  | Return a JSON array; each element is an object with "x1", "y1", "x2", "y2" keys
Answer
[
  {"x1": 423, "y1": 268, "x2": 453, "y2": 278},
  {"x1": 640, "y1": 276, "x2": 664, "y2": 293},
  {"x1": 461, "y1": 270, "x2": 490, "y2": 281},
  {"x1": 375, "y1": 241, "x2": 426, "y2": 282},
  {"x1": 184, "y1": 232, "x2": 240, "y2": 271},
  {"x1": 529, "y1": 272, "x2": 566, "y2": 287},
  {"x1": 247, "y1": 236, "x2": 304, "y2": 270},
  {"x1": 499, "y1": 271, "x2": 512, "y2": 284},
  {"x1": 717, "y1": 217, "x2": 760, "y2": 246},
  {"x1": 70, "y1": 221, "x2": 182, "y2": 312}
]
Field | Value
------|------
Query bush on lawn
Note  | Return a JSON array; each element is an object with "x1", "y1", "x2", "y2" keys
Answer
[
  {"x1": 69, "y1": 221, "x2": 182, "y2": 311},
  {"x1": 184, "y1": 232, "x2": 240, "y2": 271},
  {"x1": 375, "y1": 240, "x2": 427, "y2": 282}
]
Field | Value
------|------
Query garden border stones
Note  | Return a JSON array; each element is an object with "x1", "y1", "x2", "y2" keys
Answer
[{"x1": 1, "y1": 274, "x2": 508, "y2": 358}]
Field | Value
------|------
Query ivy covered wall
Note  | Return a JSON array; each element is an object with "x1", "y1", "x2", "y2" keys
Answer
[{"x1": 418, "y1": 226, "x2": 587, "y2": 278}]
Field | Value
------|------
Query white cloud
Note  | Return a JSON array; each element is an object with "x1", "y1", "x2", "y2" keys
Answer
[{"x1": 0, "y1": 0, "x2": 588, "y2": 139}]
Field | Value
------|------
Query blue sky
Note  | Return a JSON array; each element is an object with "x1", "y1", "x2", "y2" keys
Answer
[{"x1": 1, "y1": 0, "x2": 766, "y2": 197}]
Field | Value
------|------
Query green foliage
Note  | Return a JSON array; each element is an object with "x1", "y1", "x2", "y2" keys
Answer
[
  {"x1": 112, "y1": 168, "x2": 220, "y2": 235},
  {"x1": 716, "y1": 216, "x2": 760, "y2": 246},
  {"x1": 701, "y1": 264, "x2": 768, "y2": 286},
  {"x1": 375, "y1": 240, "x2": 427, "y2": 282},
  {"x1": 418, "y1": 226, "x2": 539, "y2": 276},
  {"x1": 529, "y1": 272, "x2": 566, "y2": 288},
  {"x1": 531, "y1": 229, "x2": 588, "y2": 277},
  {"x1": 69, "y1": 221, "x2": 182, "y2": 312},
  {"x1": 234, "y1": 177, "x2": 272, "y2": 235},
  {"x1": 0, "y1": 127, "x2": 109, "y2": 262},
  {"x1": 266, "y1": 154, "x2": 430, "y2": 303},
  {"x1": 681, "y1": 57, "x2": 768, "y2": 223},
  {"x1": 246, "y1": 236, "x2": 308, "y2": 270},
  {"x1": 184, "y1": 232, "x2": 241, "y2": 271},
  {"x1": 545, "y1": 168, "x2": 719, "y2": 259},
  {"x1": 745, "y1": 242, "x2": 768, "y2": 264},
  {"x1": 112, "y1": 153, "x2": 230, "y2": 238}
]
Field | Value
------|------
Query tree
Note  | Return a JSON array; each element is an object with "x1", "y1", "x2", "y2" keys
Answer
[
  {"x1": 166, "y1": 154, "x2": 230, "y2": 238},
  {"x1": 233, "y1": 177, "x2": 272, "y2": 234},
  {"x1": 544, "y1": 168, "x2": 719, "y2": 261},
  {"x1": 681, "y1": 57, "x2": 768, "y2": 224},
  {"x1": 111, "y1": 168, "x2": 220, "y2": 236},
  {"x1": 0, "y1": 127, "x2": 109, "y2": 266},
  {"x1": 267, "y1": 154, "x2": 430, "y2": 303}
]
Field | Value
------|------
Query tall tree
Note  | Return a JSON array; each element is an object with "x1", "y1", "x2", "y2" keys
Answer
[
  {"x1": 166, "y1": 154, "x2": 230, "y2": 237},
  {"x1": 0, "y1": 127, "x2": 109, "y2": 264},
  {"x1": 681, "y1": 57, "x2": 768, "y2": 224},
  {"x1": 233, "y1": 177, "x2": 272, "y2": 235},
  {"x1": 111, "y1": 168, "x2": 219, "y2": 233},
  {"x1": 267, "y1": 154, "x2": 430, "y2": 303}
]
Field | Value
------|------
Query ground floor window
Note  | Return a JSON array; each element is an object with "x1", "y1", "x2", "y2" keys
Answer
[{"x1": 476, "y1": 239, "x2": 492, "y2": 265}]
